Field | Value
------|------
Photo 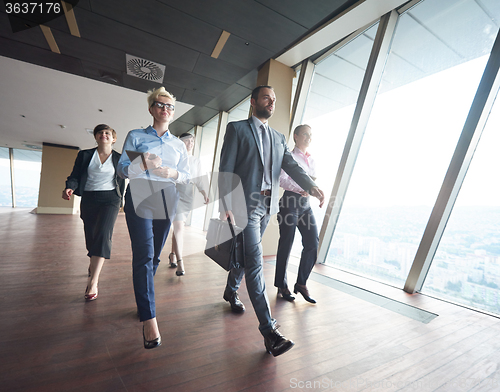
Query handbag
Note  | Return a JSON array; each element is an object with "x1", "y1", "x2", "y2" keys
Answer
[{"x1": 205, "y1": 217, "x2": 244, "y2": 271}]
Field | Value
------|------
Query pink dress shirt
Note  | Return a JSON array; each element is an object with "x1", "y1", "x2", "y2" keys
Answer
[{"x1": 279, "y1": 146, "x2": 316, "y2": 194}]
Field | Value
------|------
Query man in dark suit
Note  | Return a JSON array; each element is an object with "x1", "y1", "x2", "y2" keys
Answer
[{"x1": 219, "y1": 85, "x2": 324, "y2": 356}]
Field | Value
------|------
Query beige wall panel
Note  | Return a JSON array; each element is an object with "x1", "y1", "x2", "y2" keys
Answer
[
  {"x1": 37, "y1": 145, "x2": 80, "y2": 214},
  {"x1": 257, "y1": 59, "x2": 295, "y2": 256}
]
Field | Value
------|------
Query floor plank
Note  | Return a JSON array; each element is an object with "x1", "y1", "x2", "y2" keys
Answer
[{"x1": 1, "y1": 207, "x2": 500, "y2": 392}]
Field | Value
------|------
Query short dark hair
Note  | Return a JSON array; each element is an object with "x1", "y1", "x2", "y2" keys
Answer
[
  {"x1": 93, "y1": 124, "x2": 116, "y2": 139},
  {"x1": 179, "y1": 132, "x2": 194, "y2": 139},
  {"x1": 251, "y1": 85, "x2": 273, "y2": 101}
]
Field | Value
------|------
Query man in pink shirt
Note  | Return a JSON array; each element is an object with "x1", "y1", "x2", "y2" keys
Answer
[{"x1": 275, "y1": 124, "x2": 319, "y2": 304}]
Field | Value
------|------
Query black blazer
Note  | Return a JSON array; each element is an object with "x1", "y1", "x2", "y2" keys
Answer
[{"x1": 65, "y1": 148, "x2": 125, "y2": 199}]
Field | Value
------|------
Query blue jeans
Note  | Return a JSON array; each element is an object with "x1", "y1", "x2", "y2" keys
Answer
[
  {"x1": 124, "y1": 186, "x2": 172, "y2": 322},
  {"x1": 226, "y1": 194, "x2": 276, "y2": 336},
  {"x1": 275, "y1": 191, "x2": 318, "y2": 288}
]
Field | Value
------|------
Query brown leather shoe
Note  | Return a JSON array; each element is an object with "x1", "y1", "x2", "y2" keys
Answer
[
  {"x1": 277, "y1": 287, "x2": 295, "y2": 302},
  {"x1": 264, "y1": 326, "x2": 294, "y2": 357},
  {"x1": 223, "y1": 290, "x2": 245, "y2": 313}
]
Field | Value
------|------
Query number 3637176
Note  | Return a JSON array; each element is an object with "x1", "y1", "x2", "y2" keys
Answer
[{"x1": 5, "y1": 3, "x2": 62, "y2": 14}]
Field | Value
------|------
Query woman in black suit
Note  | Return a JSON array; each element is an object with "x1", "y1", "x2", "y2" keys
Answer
[{"x1": 62, "y1": 124, "x2": 125, "y2": 301}]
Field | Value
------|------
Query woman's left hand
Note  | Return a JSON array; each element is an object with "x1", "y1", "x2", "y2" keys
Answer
[{"x1": 152, "y1": 166, "x2": 178, "y2": 179}]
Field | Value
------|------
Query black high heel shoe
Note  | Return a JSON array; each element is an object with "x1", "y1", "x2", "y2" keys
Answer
[
  {"x1": 168, "y1": 253, "x2": 177, "y2": 268},
  {"x1": 176, "y1": 260, "x2": 185, "y2": 276},
  {"x1": 143, "y1": 326, "x2": 161, "y2": 349},
  {"x1": 294, "y1": 283, "x2": 316, "y2": 304}
]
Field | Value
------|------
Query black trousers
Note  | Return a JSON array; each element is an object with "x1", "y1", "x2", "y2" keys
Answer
[
  {"x1": 80, "y1": 190, "x2": 121, "y2": 259},
  {"x1": 274, "y1": 190, "x2": 318, "y2": 288}
]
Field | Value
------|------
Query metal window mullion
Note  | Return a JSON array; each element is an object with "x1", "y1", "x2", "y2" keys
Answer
[
  {"x1": 317, "y1": 10, "x2": 399, "y2": 263},
  {"x1": 193, "y1": 125, "x2": 202, "y2": 159},
  {"x1": 397, "y1": 0, "x2": 423, "y2": 15},
  {"x1": 9, "y1": 148, "x2": 16, "y2": 208},
  {"x1": 404, "y1": 28, "x2": 500, "y2": 293},
  {"x1": 203, "y1": 111, "x2": 228, "y2": 231},
  {"x1": 289, "y1": 59, "x2": 315, "y2": 146}
]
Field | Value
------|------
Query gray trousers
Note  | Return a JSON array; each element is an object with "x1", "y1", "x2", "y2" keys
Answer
[{"x1": 225, "y1": 194, "x2": 276, "y2": 336}]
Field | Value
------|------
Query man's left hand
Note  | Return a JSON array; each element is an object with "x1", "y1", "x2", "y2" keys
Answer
[{"x1": 310, "y1": 186, "x2": 325, "y2": 208}]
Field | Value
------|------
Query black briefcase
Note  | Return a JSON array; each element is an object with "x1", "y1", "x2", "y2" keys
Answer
[{"x1": 205, "y1": 218, "x2": 244, "y2": 271}]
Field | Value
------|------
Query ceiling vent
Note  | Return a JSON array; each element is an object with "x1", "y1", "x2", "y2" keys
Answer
[
  {"x1": 126, "y1": 54, "x2": 165, "y2": 83},
  {"x1": 100, "y1": 70, "x2": 120, "y2": 84},
  {"x1": 22, "y1": 143, "x2": 42, "y2": 150}
]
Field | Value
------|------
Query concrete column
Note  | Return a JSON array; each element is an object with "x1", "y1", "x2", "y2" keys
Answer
[
  {"x1": 37, "y1": 143, "x2": 80, "y2": 214},
  {"x1": 256, "y1": 59, "x2": 296, "y2": 256}
]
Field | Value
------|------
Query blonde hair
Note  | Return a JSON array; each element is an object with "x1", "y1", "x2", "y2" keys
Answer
[{"x1": 147, "y1": 87, "x2": 176, "y2": 108}]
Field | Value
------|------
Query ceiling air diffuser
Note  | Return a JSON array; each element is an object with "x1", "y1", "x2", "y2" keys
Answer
[{"x1": 126, "y1": 54, "x2": 165, "y2": 83}]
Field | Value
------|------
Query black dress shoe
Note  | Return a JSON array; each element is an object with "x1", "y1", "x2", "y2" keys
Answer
[
  {"x1": 264, "y1": 327, "x2": 294, "y2": 357},
  {"x1": 223, "y1": 290, "x2": 245, "y2": 313},
  {"x1": 277, "y1": 287, "x2": 295, "y2": 302},
  {"x1": 294, "y1": 283, "x2": 316, "y2": 304},
  {"x1": 143, "y1": 326, "x2": 162, "y2": 350}
]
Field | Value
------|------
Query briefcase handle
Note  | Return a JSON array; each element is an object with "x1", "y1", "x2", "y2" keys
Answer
[
  {"x1": 221, "y1": 195, "x2": 237, "y2": 239},
  {"x1": 227, "y1": 216, "x2": 237, "y2": 239}
]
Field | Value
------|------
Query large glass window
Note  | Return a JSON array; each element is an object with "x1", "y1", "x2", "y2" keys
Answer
[
  {"x1": 287, "y1": 24, "x2": 378, "y2": 259},
  {"x1": 13, "y1": 149, "x2": 42, "y2": 208},
  {"x1": 0, "y1": 147, "x2": 12, "y2": 207},
  {"x1": 326, "y1": 0, "x2": 499, "y2": 287},
  {"x1": 209, "y1": 98, "x2": 252, "y2": 220},
  {"x1": 423, "y1": 88, "x2": 500, "y2": 313},
  {"x1": 0, "y1": 147, "x2": 41, "y2": 208},
  {"x1": 227, "y1": 98, "x2": 250, "y2": 124},
  {"x1": 291, "y1": 67, "x2": 301, "y2": 108},
  {"x1": 190, "y1": 115, "x2": 220, "y2": 230}
]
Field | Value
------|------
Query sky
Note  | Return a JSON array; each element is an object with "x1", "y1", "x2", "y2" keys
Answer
[{"x1": 303, "y1": 55, "x2": 500, "y2": 208}]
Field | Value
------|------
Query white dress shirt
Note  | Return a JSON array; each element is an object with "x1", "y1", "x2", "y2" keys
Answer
[
  {"x1": 85, "y1": 149, "x2": 115, "y2": 191},
  {"x1": 250, "y1": 116, "x2": 272, "y2": 191}
]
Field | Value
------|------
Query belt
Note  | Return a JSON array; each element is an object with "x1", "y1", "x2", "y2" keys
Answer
[
  {"x1": 283, "y1": 190, "x2": 305, "y2": 197},
  {"x1": 260, "y1": 190, "x2": 271, "y2": 196}
]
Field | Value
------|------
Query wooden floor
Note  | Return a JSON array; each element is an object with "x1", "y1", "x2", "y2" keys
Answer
[{"x1": 1, "y1": 207, "x2": 500, "y2": 392}]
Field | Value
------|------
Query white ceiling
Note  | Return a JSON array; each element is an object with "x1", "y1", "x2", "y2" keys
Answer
[
  {"x1": 276, "y1": 0, "x2": 408, "y2": 66},
  {"x1": 0, "y1": 55, "x2": 193, "y2": 152}
]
